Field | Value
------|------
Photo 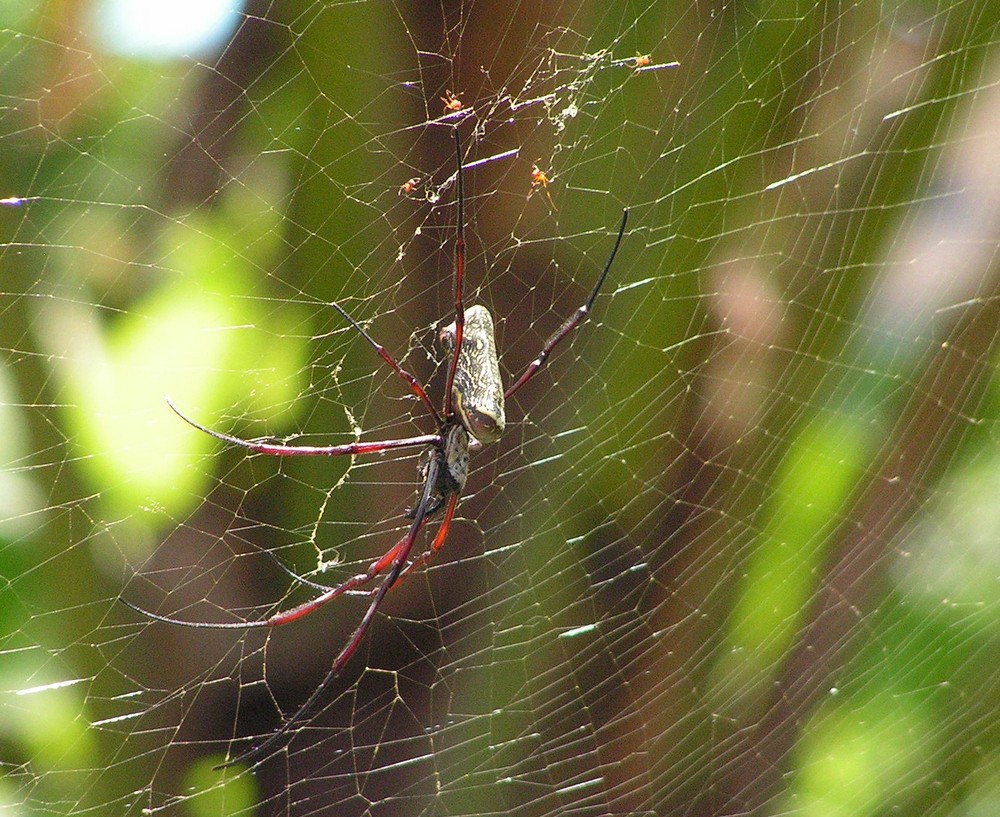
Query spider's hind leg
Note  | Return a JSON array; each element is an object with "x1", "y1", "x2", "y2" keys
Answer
[
  {"x1": 405, "y1": 423, "x2": 468, "y2": 519},
  {"x1": 406, "y1": 496, "x2": 445, "y2": 520}
]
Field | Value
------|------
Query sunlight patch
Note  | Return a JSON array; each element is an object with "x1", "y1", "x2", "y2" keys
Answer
[{"x1": 93, "y1": 0, "x2": 243, "y2": 58}]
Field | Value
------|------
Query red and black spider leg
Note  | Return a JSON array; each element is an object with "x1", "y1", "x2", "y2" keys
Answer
[
  {"x1": 121, "y1": 496, "x2": 444, "y2": 633},
  {"x1": 282, "y1": 491, "x2": 450, "y2": 600},
  {"x1": 504, "y1": 207, "x2": 629, "y2": 400},
  {"x1": 120, "y1": 548, "x2": 391, "y2": 632},
  {"x1": 166, "y1": 396, "x2": 441, "y2": 457},
  {"x1": 214, "y1": 453, "x2": 444, "y2": 769},
  {"x1": 330, "y1": 302, "x2": 442, "y2": 425},
  {"x1": 443, "y1": 126, "x2": 466, "y2": 419},
  {"x1": 394, "y1": 491, "x2": 459, "y2": 587}
]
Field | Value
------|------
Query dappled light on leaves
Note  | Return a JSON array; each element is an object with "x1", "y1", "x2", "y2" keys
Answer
[{"x1": 3, "y1": 3, "x2": 1000, "y2": 817}]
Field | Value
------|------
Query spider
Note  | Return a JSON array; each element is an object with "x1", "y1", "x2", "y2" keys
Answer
[
  {"x1": 440, "y1": 89, "x2": 463, "y2": 113},
  {"x1": 123, "y1": 128, "x2": 628, "y2": 767},
  {"x1": 530, "y1": 161, "x2": 558, "y2": 212},
  {"x1": 399, "y1": 176, "x2": 422, "y2": 196}
]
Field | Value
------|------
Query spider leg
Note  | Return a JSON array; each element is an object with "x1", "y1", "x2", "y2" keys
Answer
[
  {"x1": 395, "y1": 490, "x2": 459, "y2": 587},
  {"x1": 120, "y1": 555, "x2": 373, "y2": 630},
  {"x1": 329, "y1": 302, "x2": 442, "y2": 425},
  {"x1": 167, "y1": 396, "x2": 442, "y2": 457},
  {"x1": 121, "y1": 513, "x2": 435, "y2": 632},
  {"x1": 214, "y1": 455, "x2": 444, "y2": 769},
  {"x1": 443, "y1": 126, "x2": 466, "y2": 419},
  {"x1": 504, "y1": 207, "x2": 629, "y2": 399},
  {"x1": 250, "y1": 523, "x2": 438, "y2": 599}
]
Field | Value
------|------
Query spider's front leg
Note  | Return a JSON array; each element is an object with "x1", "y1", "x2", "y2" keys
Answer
[
  {"x1": 166, "y1": 396, "x2": 441, "y2": 458},
  {"x1": 504, "y1": 207, "x2": 629, "y2": 399}
]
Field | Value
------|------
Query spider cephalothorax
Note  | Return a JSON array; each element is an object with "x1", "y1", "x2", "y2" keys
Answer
[
  {"x1": 124, "y1": 125, "x2": 628, "y2": 768},
  {"x1": 412, "y1": 422, "x2": 469, "y2": 519}
]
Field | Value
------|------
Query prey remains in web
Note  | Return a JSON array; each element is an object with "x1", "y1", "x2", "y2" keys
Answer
[{"x1": 122, "y1": 126, "x2": 629, "y2": 769}]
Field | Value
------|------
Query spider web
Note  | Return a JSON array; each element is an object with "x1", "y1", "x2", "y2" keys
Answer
[{"x1": 4, "y1": 1, "x2": 1000, "y2": 815}]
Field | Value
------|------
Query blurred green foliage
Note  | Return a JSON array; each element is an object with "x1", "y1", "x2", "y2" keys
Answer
[{"x1": 2, "y1": 1, "x2": 1000, "y2": 816}]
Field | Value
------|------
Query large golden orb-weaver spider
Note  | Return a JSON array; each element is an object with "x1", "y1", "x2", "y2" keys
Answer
[{"x1": 124, "y1": 128, "x2": 628, "y2": 766}]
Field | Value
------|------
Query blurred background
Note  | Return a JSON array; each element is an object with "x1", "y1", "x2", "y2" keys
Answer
[{"x1": 3, "y1": 1, "x2": 1000, "y2": 815}]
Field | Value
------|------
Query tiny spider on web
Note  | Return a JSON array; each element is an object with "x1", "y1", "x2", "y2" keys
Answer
[
  {"x1": 530, "y1": 161, "x2": 558, "y2": 212},
  {"x1": 399, "y1": 175, "x2": 422, "y2": 195},
  {"x1": 440, "y1": 89, "x2": 463, "y2": 113},
  {"x1": 122, "y1": 127, "x2": 628, "y2": 768}
]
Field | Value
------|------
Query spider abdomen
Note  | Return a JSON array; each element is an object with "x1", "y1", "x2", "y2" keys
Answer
[{"x1": 440, "y1": 304, "x2": 506, "y2": 445}]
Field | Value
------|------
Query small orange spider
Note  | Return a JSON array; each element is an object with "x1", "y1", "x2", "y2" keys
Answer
[
  {"x1": 634, "y1": 54, "x2": 652, "y2": 70},
  {"x1": 399, "y1": 177, "x2": 422, "y2": 196},
  {"x1": 441, "y1": 90, "x2": 463, "y2": 113},
  {"x1": 530, "y1": 162, "x2": 558, "y2": 212}
]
